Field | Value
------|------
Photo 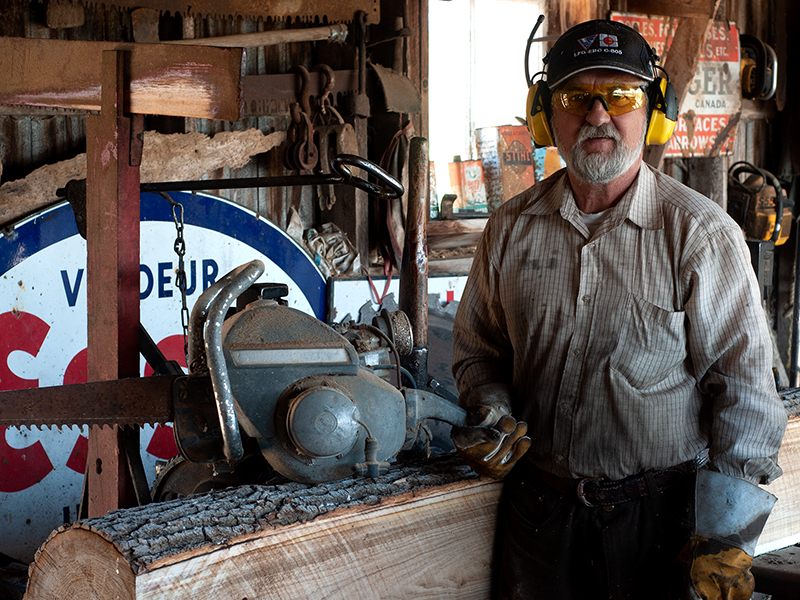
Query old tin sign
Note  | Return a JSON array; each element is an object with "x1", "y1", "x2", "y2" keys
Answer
[
  {"x1": 476, "y1": 125, "x2": 536, "y2": 211},
  {"x1": 611, "y1": 13, "x2": 741, "y2": 157},
  {"x1": 0, "y1": 192, "x2": 325, "y2": 562}
]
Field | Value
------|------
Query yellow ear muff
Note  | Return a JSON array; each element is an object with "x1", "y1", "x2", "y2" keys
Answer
[
  {"x1": 645, "y1": 77, "x2": 678, "y2": 146},
  {"x1": 526, "y1": 81, "x2": 554, "y2": 147}
]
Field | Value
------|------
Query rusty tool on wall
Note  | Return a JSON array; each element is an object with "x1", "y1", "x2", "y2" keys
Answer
[
  {"x1": 283, "y1": 66, "x2": 319, "y2": 173},
  {"x1": 139, "y1": 154, "x2": 402, "y2": 199},
  {"x1": 310, "y1": 64, "x2": 360, "y2": 211},
  {"x1": 56, "y1": 0, "x2": 383, "y2": 25}
]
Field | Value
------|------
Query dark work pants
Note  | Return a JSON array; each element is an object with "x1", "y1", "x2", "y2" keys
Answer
[{"x1": 496, "y1": 463, "x2": 694, "y2": 600}]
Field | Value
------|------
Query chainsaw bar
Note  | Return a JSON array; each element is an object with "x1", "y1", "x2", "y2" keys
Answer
[
  {"x1": 71, "y1": 0, "x2": 380, "y2": 24},
  {"x1": 0, "y1": 375, "x2": 177, "y2": 429}
]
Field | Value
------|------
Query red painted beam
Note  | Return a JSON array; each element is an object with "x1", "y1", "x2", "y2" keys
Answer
[{"x1": 84, "y1": 50, "x2": 142, "y2": 518}]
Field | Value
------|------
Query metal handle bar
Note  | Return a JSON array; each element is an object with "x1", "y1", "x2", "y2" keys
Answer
[
  {"x1": 203, "y1": 260, "x2": 266, "y2": 466},
  {"x1": 139, "y1": 154, "x2": 403, "y2": 200},
  {"x1": 330, "y1": 154, "x2": 404, "y2": 199}
]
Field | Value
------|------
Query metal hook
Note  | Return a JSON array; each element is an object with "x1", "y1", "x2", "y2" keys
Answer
[
  {"x1": 313, "y1": 64, "x2": 336, "y2": 113},
  {"x1": 295, "y1": 65, "x2": 312, "y2": 117}
]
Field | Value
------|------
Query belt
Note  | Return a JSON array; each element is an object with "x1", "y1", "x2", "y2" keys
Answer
[{"x1": 524, "y1": 450, "x2": 709, "y2": 508}]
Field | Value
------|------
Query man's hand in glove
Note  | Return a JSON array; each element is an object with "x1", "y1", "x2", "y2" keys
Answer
[
  {"x1": 680, "y1": 469, "x2": 777, "y2": 600},
  {"x1": 681, "y1": 537, "x2": 754, "y2": 600},
  {"x1": 451, "y1": 410, "x2": 531, "y2": 479}
]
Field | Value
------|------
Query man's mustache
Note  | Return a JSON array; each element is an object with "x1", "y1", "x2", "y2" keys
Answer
[{"x1": 576, "y1": 123, "x2": 621, "y2": 144}]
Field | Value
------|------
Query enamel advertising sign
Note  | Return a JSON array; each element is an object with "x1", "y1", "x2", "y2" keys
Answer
[
  {"x1": 611, "y1": 13, "x2": 741, "y2": 157},
  {"x1": 0, "y1": 192, "x2": 325, "y2": 561}
]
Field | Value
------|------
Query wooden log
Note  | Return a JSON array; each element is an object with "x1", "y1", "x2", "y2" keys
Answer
[
  {"x1": 24, "y1": 456, "x2": 501, "y2": 600},
  {"x1": 21, "y1": 422, "x2": 800, "y2": 597}
]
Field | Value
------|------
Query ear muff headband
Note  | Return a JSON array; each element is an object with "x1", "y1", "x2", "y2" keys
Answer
[
  {"x1": 526, "y1": 81, "x2": 554, "y2": 147},
  {"x1": 645, "y1": 77, "x2": 678, "y2": 146}
]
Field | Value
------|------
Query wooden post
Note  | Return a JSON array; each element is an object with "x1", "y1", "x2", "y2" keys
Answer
[
  {"x1": 83, "y1": 50, "x2": 142, "y2": 518},
  {"x1": 399, "y1": 137, "x2": 430, "y2": 388}
]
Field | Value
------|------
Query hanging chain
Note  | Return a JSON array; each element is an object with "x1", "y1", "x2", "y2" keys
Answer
[{"x1": 158, "y1": 192, "x2": 190, "y2": 361}]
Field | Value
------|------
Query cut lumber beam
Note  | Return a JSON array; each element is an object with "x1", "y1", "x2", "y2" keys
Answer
[
  {"x1": 0, "y1": 37, "x2": 245, "y2": 120},
  {"x1": 757, "y1": 417, "x2": 800, "y2": 554},
  {"x1": 84, "y1": 51, "x2": 142, "y2": 516},
  {"x1": 24, "y1": 456, "x2": 501, "y2": 600}
]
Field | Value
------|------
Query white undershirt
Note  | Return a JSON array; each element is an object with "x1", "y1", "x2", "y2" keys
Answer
[{"x1": 578, "y1": 208, "x2": 611, "y2": 236}]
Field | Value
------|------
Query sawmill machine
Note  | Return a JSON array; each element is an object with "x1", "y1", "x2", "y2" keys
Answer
[
  {"x1": 162, "y1": 259, "x2": 466, "y2": 493},
  {"x1": 2, "y1": 144, "x2": 461, "y2": 499}
]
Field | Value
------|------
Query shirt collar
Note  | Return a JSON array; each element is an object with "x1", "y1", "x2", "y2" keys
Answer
[
  {"x1": 521, "y1": 163, "x2": 663, "y2": 231},
  {"x1": 616, "y1": 163, "x2": 663, "y2": 230}
]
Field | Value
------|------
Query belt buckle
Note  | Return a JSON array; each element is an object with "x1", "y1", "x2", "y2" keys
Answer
[{"x1": 576, "y1": 477, "x2": 602, "y2": 507}]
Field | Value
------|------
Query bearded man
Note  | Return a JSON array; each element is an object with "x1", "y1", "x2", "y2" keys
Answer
[{"x1": 450, "y1": 19, "x2": 786, "y2": 600}]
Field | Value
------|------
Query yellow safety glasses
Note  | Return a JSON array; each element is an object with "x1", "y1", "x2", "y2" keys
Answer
[{"x1": 552, "y1": 83, "x2": 647, "y2": 117}]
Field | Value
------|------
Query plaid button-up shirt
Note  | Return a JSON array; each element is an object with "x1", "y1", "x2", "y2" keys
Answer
[{"x1": 452, "y1": 163, "x2": 786, "y2": 483}]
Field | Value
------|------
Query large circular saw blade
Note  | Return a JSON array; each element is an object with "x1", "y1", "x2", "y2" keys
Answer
[{"x1": 151, "y1": 454, "x2": 280, "y2": 502}]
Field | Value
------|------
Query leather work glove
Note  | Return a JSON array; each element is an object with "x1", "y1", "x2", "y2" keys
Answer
[
  {"x1": 681, "y1": 537, "x2": 754, "y2": 600},
  {"x1": 681, "y1": 469, "x2": 776, "y2": 600},
  {"x1": 450, "y1": 383, "x2": 531, "y2": 479}
]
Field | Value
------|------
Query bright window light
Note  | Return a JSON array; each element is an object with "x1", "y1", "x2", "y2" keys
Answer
[{"x1": 428, "y1": 0, "x2": 545, "y2": 204}]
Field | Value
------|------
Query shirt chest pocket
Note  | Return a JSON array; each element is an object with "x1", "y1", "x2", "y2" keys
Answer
[{"x1": 609, "y1": 294, "x2": 687, "y2": 389}]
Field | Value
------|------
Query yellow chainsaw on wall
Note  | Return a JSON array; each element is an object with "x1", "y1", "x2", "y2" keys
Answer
[{"x1": 727, "y1": 161, "x2": 792, "y2": 246}]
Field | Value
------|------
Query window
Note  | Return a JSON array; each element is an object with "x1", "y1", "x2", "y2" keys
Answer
[{"x1": 428, "y1": 0, "x2": 545, "y2": 204}]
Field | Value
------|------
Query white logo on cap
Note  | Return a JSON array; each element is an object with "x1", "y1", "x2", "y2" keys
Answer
[{"x1": 577, "y1": 34, "x2": 598, "y2": 50}]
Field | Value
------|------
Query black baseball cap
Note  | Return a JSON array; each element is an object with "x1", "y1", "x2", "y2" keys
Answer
[{"x1": 545, "y1": 20, "x2": 657, "y2": 88}]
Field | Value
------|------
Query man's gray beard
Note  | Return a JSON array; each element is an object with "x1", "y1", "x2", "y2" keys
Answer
[{"x1": 554, "y1": 122, "x2": 644, "y2": 184}]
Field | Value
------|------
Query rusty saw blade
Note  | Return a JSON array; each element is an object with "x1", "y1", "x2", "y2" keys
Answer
[
  {"x1": 71, "y1": 0, "x2": 380, "y2": 24},
  {"x1": 0, "y1": 376, "x2": 177, "y2": 429}
]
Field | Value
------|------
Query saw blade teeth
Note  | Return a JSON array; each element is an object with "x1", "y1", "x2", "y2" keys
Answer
[{"x1": 4, "y1": 419, "x2": 164, "y2": 430}]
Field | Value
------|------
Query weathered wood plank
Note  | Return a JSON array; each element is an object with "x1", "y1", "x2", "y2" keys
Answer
[
  {"x1": 0, "y1": 128, "x2": 285, "y2": 227},
  {"x1": 0, "y1": 37, "x2": 245, "y2": 120},
  {"x1": 428, "y1": 217, "x2": 488, "y2": 237}
]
